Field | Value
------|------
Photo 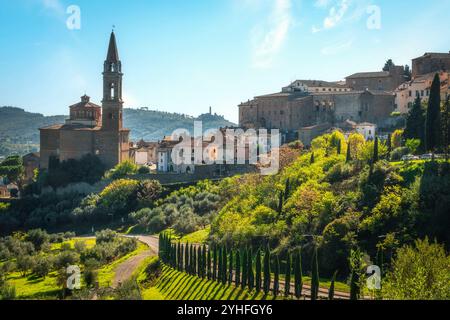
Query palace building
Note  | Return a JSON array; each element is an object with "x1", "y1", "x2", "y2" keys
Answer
[{"x1": 39, "y1": 32, "x2": 130, "y2": 169}]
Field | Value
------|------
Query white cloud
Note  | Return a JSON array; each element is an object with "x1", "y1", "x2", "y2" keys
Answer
[
  {"x1": 312, "y1": 0, "x2": 363, "y2": 33},
  {"x1": 251, "y1": 0, "x2": 292, "y2": 69},
  {"x1": 323, "y1": 0, "x2": 350, "y2": 29}
]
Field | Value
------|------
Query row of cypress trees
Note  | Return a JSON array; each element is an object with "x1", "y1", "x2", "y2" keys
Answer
[{"x1": 159, "y1": 234, "x2": 312, "y2": 298}]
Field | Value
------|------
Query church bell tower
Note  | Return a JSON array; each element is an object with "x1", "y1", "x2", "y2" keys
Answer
[{"x1": 102, "y1": 31, "x2": 123, "y2": 131}]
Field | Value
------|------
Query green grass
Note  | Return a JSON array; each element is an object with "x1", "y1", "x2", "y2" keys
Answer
[
  {"x1": 7, "y1": 271, "x2": 60, "y2": 300},
  {"x1": 97, "y1": 242, "x2": 148, "y2": 287},
  {"x1": 302, "y1": 276, "x2": 350, "y2": 293},
  {"x1": 140, "y1": 265, "x2": 281, "y2": 301},
  {"x1": 50, "y1": 238, "x2": 96, "y2": 251},
  {"x1": 179, "y1": 226, "x2": 210, "y2": 244}
]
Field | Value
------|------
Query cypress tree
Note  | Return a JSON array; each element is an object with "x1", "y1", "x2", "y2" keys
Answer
[
  {"x1": 158, "y1": 233, "x2": 162, "y2": 258},
  {"x1": 350, "y1": 249, "x2": 362, "y2": 301},
  {"x1": 222, "y1": 246, "x2": 227, "y2": 284},
  {"x1": 248, "y1": 248, "x2": 254, "y2": 291},
  {"x1": 241, "y1": 248, "x2": 248, "y2": 289},
  {"x1": 337, "y1": 139, "x2": 342, "y2": 155},
  {"x1": 180, "y1": 244, "x2": 185, "y2": 272},
  {"x1": 177, "y1": 242, "x2": 181, "y2": 270},
  {"x1": 346, "y1": 141, "x2": 352, "y2": 163},
  {"x1": 218, "y1": 246, "x2": 223, "y2": 282},
  {"x1": 404, "y1": 95, "x2": 426, "y2": 150},
  {"x1": 442, "y1": 96, "x2": 450, "y2": 161},
  {"x1": 228, "y1": 249, "x2": 234, "y2": 284},
  {"x1": 193, "y1": 245, "x2": 197, "y2": 276},
  {"x1": 310, "y1": 152, "x2": 315, "y2": 164},
  {"x1": 425, "y1": 73, "x2": 442, "y2": 153},
  {"x1": 190, "y1": 244, "x2": 194, "y2": 275},
  {"x1": 285, "y1": 252, "x2": 291, "y2": 297},
  {"x1": 273, "y1": 255, "x2": 280, "y2": 297},
  {"x1": 213, "y1": 245, "x2": 217, "y2": 280},
  {"x1": 202, "y1": 245, "x2": 207, "y2": 278},
  {"x1": 294, "y1": 248, "x2": 303, "y2": 299},
  {"x1": 235, "y1": 250, "x2": 241, "y2": 286},
  {"x1": 386, "y1": 133, "x2": 392, "y2": 159},
  {"x1": 284, "y1": 178, "x2": 291, "y2": 200},
  {"x1": 328, "y1": 270, "x2": 338, "y2": 300},
  {"x1": 263, "y1": 245, "x2": 271, "y2": 295},
  {"x1": 207, "y1": 246, "x2": 211, "y2": 280},
  {"x1": 373, "y1": 136, "x2": 379, "y2": 164},
  {"x1": 197, "y1": 246, "x2": 202, "y2": 276},
  {"x1": 311, "y1": 246, "x2": 320, "y2": 300},
  {"x1": 277, "y1": 191, "x2": 283, "y2": 216},
  {"x1": 255, "y1": 249, "x2": 262, "y2": 293},
  {"x1": 184, "y1": 241, "x2": 189, "y2": 273}
]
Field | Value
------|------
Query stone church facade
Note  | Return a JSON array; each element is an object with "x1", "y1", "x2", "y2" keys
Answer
[{"x1": 40, "y1": 32, "x2": 130, "y2": 169}]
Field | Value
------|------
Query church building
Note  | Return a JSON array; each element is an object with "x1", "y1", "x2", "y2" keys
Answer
[{"x1": 39, "y1": 32, "x2": 130, "y2": 169}]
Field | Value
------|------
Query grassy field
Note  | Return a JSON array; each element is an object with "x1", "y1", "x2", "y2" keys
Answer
[
  {"x1": 7, "y1": 271, "x2": 60, "y2": 300},
  {"x1": 139, "y1": 264, "x2": 280, "y2": 301},
  {"x1": 50, "y1": 238, "x2": 96, "y2": 251},
  {"x1": 179, "y1": 226, "x2": 210, "y2": 244}
]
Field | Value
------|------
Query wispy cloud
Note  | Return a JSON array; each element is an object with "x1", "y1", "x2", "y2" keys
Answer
[
  {"x1": 312, "y1": 0, "x2": 354, "y2": 33},
  {"x1": 251, "y1": 0, "x2": 292, "y2": 69}
]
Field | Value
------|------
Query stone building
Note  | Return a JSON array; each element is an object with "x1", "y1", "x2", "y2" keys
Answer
[
  {"x1": 39, "y1": 32, "x2": 130, "y2": 169},
  {"x1": 346, "y1": 65, "x2": 405, "y2": 91},
  {"x1": 412, "y1": 52, "x2": 450, "y2": 78},
  {"x1": 394, "y1": 71, "x2": 449, "y2": 114},
  {"x1": 239, "y1": 82, "x2": 395, "y2": 136}
]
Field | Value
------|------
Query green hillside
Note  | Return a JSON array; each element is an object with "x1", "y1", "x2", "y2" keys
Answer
[{"x1": 0, "y1": 107, "x2": 236, "y2": 157}]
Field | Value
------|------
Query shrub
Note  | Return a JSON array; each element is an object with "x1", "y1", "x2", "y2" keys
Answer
[
  {"x1": 137, "y1": 166, "x2": 150, "y2": 174},
  {"x1": 32, "y1": 255, "x2": 53, "y2": 278},
  {"x1": 383, "y1": 238, "x2": 450, "y2": 300},
  {"x1": 54, "y1": 251, "x2": 80, "y2": 269},
  {"x1": 105, "y1": 161, "x2": 139, "y2": 180},
  {"x1": 95, "y1": 229, "x2": 118, "y2": 244},
  {"x1": 83, "y1": 268, "x2": 98, "y2": 288},
  {"x1": 99, "y1": 179, "x2": 139, "y2": 215}
]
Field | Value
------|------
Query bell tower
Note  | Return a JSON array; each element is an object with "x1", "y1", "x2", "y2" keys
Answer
[
  {"x1": 97, "y1": 31, "x2": 130, "y2": 169},
  {"x1": 102, "y1": 31, "x2": 123, "y2": 131}
]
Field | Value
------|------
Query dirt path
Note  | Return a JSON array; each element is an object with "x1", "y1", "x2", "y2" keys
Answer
[{"x1": 111, "y1": 235, "x2": 158, "y2": 288}]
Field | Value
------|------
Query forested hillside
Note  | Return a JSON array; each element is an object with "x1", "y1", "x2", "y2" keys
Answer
[{"x1": 0, "y1": 107, "x2": 236, "y2": 157}]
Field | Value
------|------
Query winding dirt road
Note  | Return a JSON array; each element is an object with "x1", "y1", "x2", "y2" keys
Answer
[{"x1": 112, "y1": 235, "x2": 158, "y2": 288}]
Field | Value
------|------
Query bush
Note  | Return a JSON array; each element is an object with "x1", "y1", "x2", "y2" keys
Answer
[
  {"x1": 136, "y1": 180, "x2": 163, "y2": 208},
  {"x1": 83, "y1": 268, "x2": 98, "y2": 288},
  {"x1": 383, "y1": 238, "x2": 450, "y2": 300},
  {"x1": 95, "y1": 229, "x2": 118, "y2": 244},
  {"x1": 105, "y1": 161, "x2": 139, "y2": 180},
  {"x1": 32, "y1": 256, "x2": 53, "y2": 278},
  {"x1": 54, "y1": 251, "x2": 80, "y2": 269},
  {"x1": 99, "y1": 179, "x2": 139, "y2": 215},
  {"x1": 137, "y1": 166, "x2": 150, "y2": 174},
  {"x1": 25, "y1": 229, "x2": 50, "y2": 251}
]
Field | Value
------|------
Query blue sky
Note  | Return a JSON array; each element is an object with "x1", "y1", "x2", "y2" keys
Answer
[{"x1": 0, "y1": 0, "x2": 449, "y2": 123}]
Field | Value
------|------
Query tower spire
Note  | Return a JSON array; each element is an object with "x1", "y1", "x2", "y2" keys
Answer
[{"x1": 106, "y1": 31, "x2": 119, "y2": 63}]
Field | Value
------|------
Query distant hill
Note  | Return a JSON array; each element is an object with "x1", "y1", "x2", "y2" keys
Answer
[{"x1": 0, "y1": 106, "x2": 236, "y2": 157}]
